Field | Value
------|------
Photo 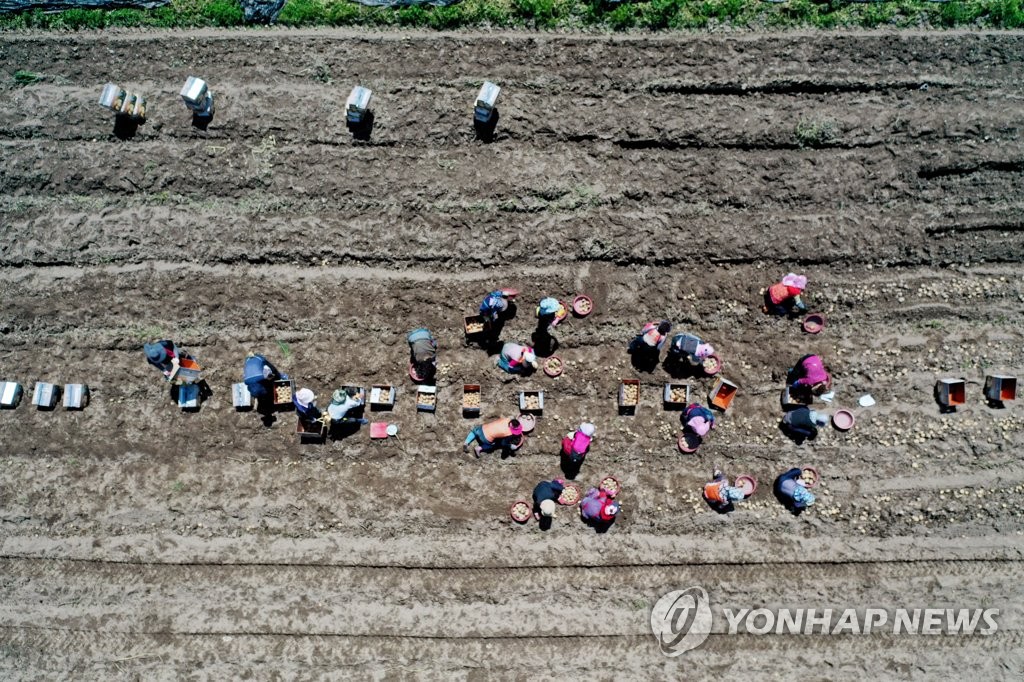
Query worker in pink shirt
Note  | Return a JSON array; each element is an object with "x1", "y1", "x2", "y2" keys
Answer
[{"x1": 788, "y1": 354, "x2": 833, "y2": 397}]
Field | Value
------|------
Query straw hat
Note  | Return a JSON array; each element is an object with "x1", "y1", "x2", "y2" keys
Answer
[
  {"x1": 695, "y1": 343, "x2": 714, "y2": 359},
  {"x1": 580, "y1": 422, "x2": 596, "y2": 437}
]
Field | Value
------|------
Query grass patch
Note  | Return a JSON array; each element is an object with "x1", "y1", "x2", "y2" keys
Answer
[
  {"x1": 0, "y1": 0, "x2": 1022, "y2": 30},
  {"x1": 794, "y1": 117, "x2": 839, "y2": 148},
  {"x1": 12, "y1": 70, "x2": 44, "y2": 86}
]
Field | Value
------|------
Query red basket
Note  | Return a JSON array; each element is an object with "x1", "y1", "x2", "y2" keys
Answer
[
  {"x1": 558, "y1": 484, "x2": 581, "y2": 506},
  {"x1": 799, "y1": 466, "x2": 821, "y2": 488},
  {"x1": 572, "y1": 294, "x2": 594, "y2": 317},
  {"x1": 802, "y1": 313, "x2": 826, "y2": 334},
  {"x1": 599, "y1": 476, "x2": 620, "y2": 497},
  {"x1": 543, "y1": 355, "x2": 564, "y2": 378},
  {"x1": 735, "y1": 475, "x2": 758, "y2": 498},
  {"x1": 509, "y1": 500, "x2": 532, "y2": 523}
]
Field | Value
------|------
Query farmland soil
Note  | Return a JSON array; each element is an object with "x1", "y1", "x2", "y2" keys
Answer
[{"x1": 1, "y1": 28, "x2": 1023, "y2": 679}]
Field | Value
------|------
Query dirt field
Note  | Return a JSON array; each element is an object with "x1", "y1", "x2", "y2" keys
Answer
[{"x1": 1, "y1": 27, "x2": 1023, "y2": 679}]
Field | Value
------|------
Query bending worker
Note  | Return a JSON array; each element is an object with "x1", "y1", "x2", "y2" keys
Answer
[
  {"x1": 789, "y1": 354, "x2": 833, "y2": 396},
  {"x1": 667, "y1": 332, "x2": 715, "y2": 370},
  {"x1": 407, "y1": 328, "x2": 438, "y2": 383},
  {"x1": 628, "y1": 320, "x2": 671, "y2": 359},
  {"x1": 703, "y1": 469, "x2": 747, "y2": 511},
  {"x1": 532, "y1": 479, "x2": 565, "y2": 522},
  {"x1": 497, "y1": 342, "x2": 537, "y2": 374},
  {"x1": 774, "y1": 468, "x2": 817, "y2": 511},
  {"x1": 243, "y1": 353, "x2": 284, "y2": 401},
  {"x1": 464, "y1": 417, "x2": 524, "y2": 457},
  {"x1": 144, "y1": 339, "x2": 196, "y2": 380},
  {"x1": 763, "y1": 273, "x2": 808, "y2": 316}
]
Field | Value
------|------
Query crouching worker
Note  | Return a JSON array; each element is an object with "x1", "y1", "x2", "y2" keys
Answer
[
  {"x1": 532, "y1": 479, "x2": 565, "y2": 524},
  {"x1": 781, "y1": 405, "x2": 827, "y2": 442},
  {"x1": 628, "y1": 320, "x2": 671, "y2": 371},
  {"x1": 763, "y1": 273, "x2": 808, "y2": 316},
  {"x1": 293, "y1": 388, "x2": 322, "y2": 425},
  {"x1": 580, "y1": 487, "x2": 620, "y2": 529},
  {"x1": 243, "y1": 353, "x2": 284, "y2": 408},
  {"x1": 560, "y1": 422, "x2": 595, "y2": 479},
  {"x1": 788, "y1": 354, "x2": 833, "y2": 398},
  {"x1": 144, "y1": 340, "x2": 197, "y2": 381},
  {"x1": 464, "y1": 417, "x2": 524, "y2": 457},
  {"x1": 666, "y1": 333, "x2": 715, "y2": 372},
  {"x1": 703, "y1": 469, "x2": 747, "y2": 512},
  {"x1": 684, "y1": 403, "x2": 715, "y2": 438},
  {"x1": 480, "y1": 289, "x2": 516, "y2": 322},
  {"x1": 497, "y1": 342, "x2": 537, "y2": 374},
  {"x1": 774, "y1": 467, "x2": 816, "y2": 513},
  {"x1": 407, "y1": 328, "x2": 438, "y2": 383},
  {"x1": 327, "y1": 387, "x2": 367, "y2": 426}
]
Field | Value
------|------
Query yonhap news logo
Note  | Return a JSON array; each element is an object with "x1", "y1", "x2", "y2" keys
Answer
[
  {"x1": 651, "y1": 586, "x2": 1000, "y2": 657},
  {"x1": 650, "y1": 587, "x2": 714, "y2": 656}
]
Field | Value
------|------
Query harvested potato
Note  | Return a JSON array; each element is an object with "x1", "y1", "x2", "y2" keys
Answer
[
  {"x1": 622, "y1": 384, "x2": 639, "y2": 405},
  {"x1": 466, "y1": 322, "x2": 485, "y2": 334},
  {"x1": 463, "y1": 391, "x2": 481, "y2": 408},
  {"x1": 523, "y1": 394, "x2": 541, "y2": 410},
  {"x1": 669, "y1": 387, "x2": 688, "y2": 403},
  {"x1": 600, "y1": 477, "x2": 620, "y2": 495},
  {"x1": 510, "y1": 501, "x2": 531, "y2": 522},
  {"x1": 559, "y1": 486, "x2": 580, "y2": 505}
]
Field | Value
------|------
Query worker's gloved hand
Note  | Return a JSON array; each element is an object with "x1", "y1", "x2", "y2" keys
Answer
[
  {"x1": 795, "y1": 302, "x2": 807, "y2": 313},
  {"x1": 280, "y1": 373, "x2": 289, "y2": 380}
]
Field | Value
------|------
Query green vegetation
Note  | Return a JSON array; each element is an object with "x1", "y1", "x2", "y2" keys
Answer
[
  {"x1": 794, "y1": 117, "x2": 839, "y2": 148},
  {"x1": 0, "y1": 0, "x2": 1021, "y2": 30},
  {"x1": 12, "y1": 70, "x2": 43, "y2": 86}
]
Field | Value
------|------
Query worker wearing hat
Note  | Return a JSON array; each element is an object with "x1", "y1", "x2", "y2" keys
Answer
[
  {"x1": 703, "y1": 469, "x2": 747, "y2": 511},
  {"x1": 327, "y1": 387, "x2": 366, "y2": 424},
  {"x1": 763, "y1": 273, "x2": 808, "y2": 316},
  {"x1": 667, "y1": 332, "x2": 716, "y2": 372},
  {"x1": 789, "y1": 354, "x2": 833, "y2": 397},
  {"x1": 532, "y1": 478, "x2": 565, "y2": 522},
  {"x1": 560, "y1": 422, "x2": 596, "y2": 478},
  {"x1": 774, "y1": 468, "x2": 817, "y2": 512},
  {"x1": 480, "y1": 289, "x2": 514, "y2": 322},
  {"x1": 293, "y1": 388, "x2": 321, "y2": 424},
  {"x1": 683, "y1": 404, "x2": 716, "y2": 438},
  {"x1": 144, "y1": 339, "x2": 194, "y2": 379},
  {"x1": 628, "y1": 320, "x2": 672, "y2": 372},
  {"x1": 497, "y1": 342, "x2": 538, "y2": 374},
  {"x1": 464, "y1": 417, "x2": 524, "y2": 457},
  {"x1": 242, "y1": 353, "x2": 284, "y2": 401},
  {"x1": 580, "y1": 487, "x2": 620, "y2": 527}
]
